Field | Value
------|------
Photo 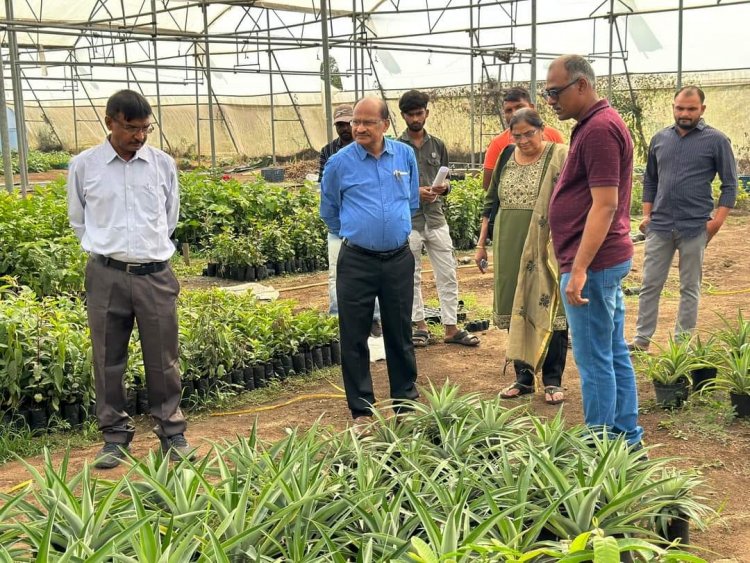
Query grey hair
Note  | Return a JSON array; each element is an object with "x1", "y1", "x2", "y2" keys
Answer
[
  {"x1": 560, "y1": 54, "x2": 596, "y2": 86},
  {"x1": 508, "y1": 107, "x2": 544, "y2": 130}
]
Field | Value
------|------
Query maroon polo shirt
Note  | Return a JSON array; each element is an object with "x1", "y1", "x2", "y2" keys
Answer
[{"x1": 549, "y1": 99, "x2": 634, "y2": 273}]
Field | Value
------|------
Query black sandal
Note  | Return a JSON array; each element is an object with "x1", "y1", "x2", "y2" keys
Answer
[{"x1": 500, "y1": 381, "x2": 534, "y2": 399}]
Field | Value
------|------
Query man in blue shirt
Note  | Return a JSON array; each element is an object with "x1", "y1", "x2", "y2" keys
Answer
[
  {"x1": 320, "y1": 97, "x2": 420, "y2": 421},
  {"x1": 629, "y1": 86, "x2": 737, "y2": 351}
]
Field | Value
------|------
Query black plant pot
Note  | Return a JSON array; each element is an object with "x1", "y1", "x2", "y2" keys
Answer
[
  {"x1": 257, "y1": 264, "x2": 268, "y2": 280},
  {"x1": 275, "y1": 261, "x2": 285, "y2": 276},
  {"x1": 321, "y1": 345, "x2": 332, "y2": 367},
  {"x1": 264, "y1": 361, "x2": 275, "y2": 382},
  {"x1": 265, "y1": 262, "x2": 275, "y2": 277},
  {"x1": 653, "y1": 379, "x2": 690, "y2": 409},
  {"x1": 482, "y1": 319, "x2": 491, "y2": 330},
  {"x1": 285, "y1": 259, "x2": 294, "y2": 273},
  {"x1": 312, "y1": 347, "x2": 324, "y2": 370},
  {"x1": 28, "y1": 407, "x2": 48, "y2": 431},
  {"x1": 62, "y1": 402, "x2": 81, "y2": 428},
  {"x1": 244, "y1": 265, "x2": 256, "y2": 281},
  {"x1": 730, "y1": 392, "x2": 750, "y2": 418},
  {"x1": 304, "y1": 350, "x2": 314, "y2": 373},
  {"x1": 665, "y1": 515, "x2": 690, "y2": 544},
  {"x1": 126, "y1": 388, "x2": 138, "y2": 416},
  {"x1": 196, "y1": 378, "x2": 210, "y2": 397},
  {"x1": 272, "y1": 358, "x2": 286, "y2": 380},
  {"x1": 253, "y1": 364, "x2": 267, "y2": 388},
  {"x1": 280, "y1": 355, "x2": 293, "y2": 376},
  {"x1": 292, "y1": 352, "x2": 306, "y2": 375},
  {"x1": 231, "y1": 368, "x2": 245, "y2": 387},
  {"x1": 136, "y1": 387, "x2": 150, "y2": 415},
  {"x1": 206, "y1": 263, "x2": 218, "y2": 277},
  {"x1": 243, "y1": 367, "x2": 256, "y2": 391},
  {"x1": 217, "y1": 264, "x2": 227, "y2": 278},
  {"x1": 691, "y1": 367, "x2": 717, "y2": 393},
  {"x1": 330, "y1": 340, "x2": 341, "y2": 365}
]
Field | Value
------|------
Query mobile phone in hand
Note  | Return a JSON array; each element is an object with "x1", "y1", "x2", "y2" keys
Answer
[{"x1": 479, "y1": 258, "x2": 488, "y2": 272}]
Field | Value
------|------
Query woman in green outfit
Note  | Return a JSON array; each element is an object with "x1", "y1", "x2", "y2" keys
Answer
[{"x1": 474, "y1": 108, "x2": 569, "y2": 405}]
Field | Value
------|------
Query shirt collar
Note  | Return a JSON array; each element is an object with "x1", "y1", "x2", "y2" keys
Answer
[
  {"x1": 353, "y1": 137, "x2": 394, "y2": 160},
  {"x1": 670, "y1": 118, "x2": 706, "y2": 133},
  {"x1": 103, "y1": 137, "x2": 151, "y2": 163},
  {"x1": 576, "y1": 98, "x2": 610, "y2": 126},
  {"x1": 399, "y1": 129, "x2": 431, "y2": 145}
]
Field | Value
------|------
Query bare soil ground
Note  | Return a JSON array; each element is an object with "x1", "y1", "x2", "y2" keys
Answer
[{"x1": 1, "y1": 216, "x2": 749, "y2": 561}]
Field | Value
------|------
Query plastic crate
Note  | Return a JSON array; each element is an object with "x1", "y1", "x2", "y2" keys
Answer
[{"x1": 261, "y1": 167, "x2": 285, "y2": 182}]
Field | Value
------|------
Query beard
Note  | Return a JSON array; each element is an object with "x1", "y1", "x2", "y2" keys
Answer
[
  {"x1": 675, "y1": 118, "x2": 697, "y2": 130},
  {"x1": 407, "y1": 121, "x2": 424, "y2": 132}
]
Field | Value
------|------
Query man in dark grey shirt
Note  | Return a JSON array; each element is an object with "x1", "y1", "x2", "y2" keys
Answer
[
  {"x1": 398, "y1": 90, "x2": 479, "y2": 347},
  {"x1": 629, "y1": 86, "x2": 737, "y2": 351}
]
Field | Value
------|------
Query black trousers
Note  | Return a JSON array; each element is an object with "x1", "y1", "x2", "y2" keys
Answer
[
  {"x1": 513, "y1": 328, "x2": 569, "y2": 388},
  {"x1": 336, "y1": 242, "x2": 419, "y2": 418}
]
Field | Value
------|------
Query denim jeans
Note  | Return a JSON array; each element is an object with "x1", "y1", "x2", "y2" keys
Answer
[
  {"x1": 327, "y1": 232, "x2": 380, "y2": 320},
  {"x1": 560, "y1": 259, "x2": 643, "y2": 446}
]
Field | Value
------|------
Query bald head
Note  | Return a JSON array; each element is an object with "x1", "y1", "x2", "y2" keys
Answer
[
  {"x1": 352, "y1": 97, "x2": 390, "y2": 156},
  {"x1": 546, "y1": 54, "x2": 599, "y2": 122}
]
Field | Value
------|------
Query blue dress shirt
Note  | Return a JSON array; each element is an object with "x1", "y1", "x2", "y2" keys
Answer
[{"x1": 320, "y1": 138, "x2": 419, "y2": 252}]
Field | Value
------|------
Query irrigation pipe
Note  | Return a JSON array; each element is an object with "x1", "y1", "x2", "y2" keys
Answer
[{"x1": 277, "y1": 263, "x2": 484, "y2": 293}]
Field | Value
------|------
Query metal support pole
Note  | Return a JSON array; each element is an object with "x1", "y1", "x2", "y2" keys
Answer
[
  {"x1": 267, "y1": 9, "x2": 276, "y2": 165},
  {"x1": 5, "y1": 0, "x2": 29, "y2": 195},
  {"x1": 194, "y1": 45, "x2": 201, "y2": 166},
  {"x1": 321, "y1": 0, "x2": 333, "y2": 144},
  {"x1": 201, "y1": 0, "x2": 217, "y2": 167},
  {"x1": 71, "y1": 65, "x2": 79, "y2": 153},
  {"x1": 469, "y1": 0, "x2": 475, "y2": 167},
  {"x1": 352, "y1": 0, "x2": 358, "y2": 99},
  {"x1": 607, "y1": 0, "x2": 614, "y2": 99},
  {"x1": 677, "y1": 0, "x2": 684, "y2": 89},
  {"x1": 151, "y1": 0, "x2": 165, "y2": 150},
  {"x1": 0, "y1": 48, "x2": 14, "y2": 192},
  {"x1": 530, "y1": 0, "x2": 537, "y2": 104}
]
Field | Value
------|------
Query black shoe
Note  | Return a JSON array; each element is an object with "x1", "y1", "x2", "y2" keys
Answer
[
  {"x1": 370, "y1": 319, "x2": 383, "y2": 338},
  {"x1": 630, "y1": 441, "x2": 649, "y2": 461},
  {"x1": 93, "y1": 442, "x2": 130, "y2": 469},
  {"x1": 627, "y1": 341, "x2": 649, "y2": 353},
  {"x1": 159, "y1": 433, "x2": 196, "y2": 462}
]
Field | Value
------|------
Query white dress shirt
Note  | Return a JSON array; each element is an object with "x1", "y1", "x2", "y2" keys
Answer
[{"x1": 67, "y1": 139, "x2": 180, "y2": 263}]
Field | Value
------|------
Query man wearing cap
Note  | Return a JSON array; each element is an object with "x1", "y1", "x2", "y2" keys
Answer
[{"x1": 319, "y1": 105, "x2": 382, "y2": 336}]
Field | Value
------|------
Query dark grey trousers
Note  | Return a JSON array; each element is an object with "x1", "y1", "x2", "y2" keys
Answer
[{"x1": 85, "y1": 256, "x2": 186, "y2": 444}]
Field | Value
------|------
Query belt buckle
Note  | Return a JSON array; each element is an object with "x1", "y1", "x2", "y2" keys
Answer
[{"x1": 125, "y1": 263, "x2": 139, "y2": 274}]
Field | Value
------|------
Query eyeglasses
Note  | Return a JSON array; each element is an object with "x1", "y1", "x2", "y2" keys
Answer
[
  {"x1": 112, "y1": 117, "x2": 155, "y2": 135},
  {"x1": 510, "y1": 129, "x2": 540, "y2": 141},
  {"x1": 349, "y1": 119, "x2": 384, "y2": 128},
  {"x1": 541, "y1": 78, "x2": 579, "y2": 101}
]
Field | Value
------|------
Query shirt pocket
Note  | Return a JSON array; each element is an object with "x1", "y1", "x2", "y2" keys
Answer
[{"x1": 132, "y1": 180, "x2": 162, "y2": 225}]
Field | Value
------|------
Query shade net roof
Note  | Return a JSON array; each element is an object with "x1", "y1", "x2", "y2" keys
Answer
[{"x1": 2, "y1": 0, "x2": 749, "y2": 102}]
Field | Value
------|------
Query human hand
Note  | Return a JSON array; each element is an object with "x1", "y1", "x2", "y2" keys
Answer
[
  {"x1": 565, "y1": 267, "x2": 589, "y2": 306},
  {"x1": 706, "y1": 218, "x2": 722, "y2": 243},
  {"x1": 430, "y1": 181, "x2": 448, "y2": 195},
  {"x1": 474, "y1": 247, "x2": 488, "y2": 273},
  {"x1": 419, "y1": 186, "x2": 438, "y2": 203},
  {"x1": 638, "y1": 216, "x2": 650, "y2": 234}
]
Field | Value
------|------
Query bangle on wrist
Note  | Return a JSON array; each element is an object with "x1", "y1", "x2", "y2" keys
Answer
[{"x1": 477, "y1": 245, "x2": 485, "y2": 249}]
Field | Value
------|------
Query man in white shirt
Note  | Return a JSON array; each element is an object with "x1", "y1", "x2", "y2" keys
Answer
[{"x1": 68, "y1": 89, "x2": 193, "y2": 469}]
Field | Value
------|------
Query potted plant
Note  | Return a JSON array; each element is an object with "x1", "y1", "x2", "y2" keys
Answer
[
  {"x1": 689, "y1": 333, "x2": 718, "y2": 393},
  {"x1": 637, "y1": 336, "x2": 701, "y2": 409},
  {"x1": 712, "y1": 343, "x2": 750, "y2": 418}
]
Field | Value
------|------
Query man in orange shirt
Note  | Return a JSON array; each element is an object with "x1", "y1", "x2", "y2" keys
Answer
[{"x1": 482, "y1": 87, "x2": 565, "y2": 191}]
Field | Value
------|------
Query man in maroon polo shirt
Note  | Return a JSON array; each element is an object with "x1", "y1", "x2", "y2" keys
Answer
[{"x1": 545, "y1": 55, "x2": 643, "y2": 449}]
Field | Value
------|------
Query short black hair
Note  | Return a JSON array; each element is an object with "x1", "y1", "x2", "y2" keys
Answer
[
  {"x1": 399, "y1": 90, "x2": 429, "y2": 113},
  {"x1": 503, "y1": 87, "x2": 532, "y2": 104},
  {"x1": 675, "y1": 85, "x2": 705, "y2": 104},
  {"x1": 106, "y1": 90, "x2": 152, "y2": 121}
]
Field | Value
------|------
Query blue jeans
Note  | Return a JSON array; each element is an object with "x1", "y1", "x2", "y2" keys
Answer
[{"x1": 561, "y1": 259, "x2": 643, "y2": 446}]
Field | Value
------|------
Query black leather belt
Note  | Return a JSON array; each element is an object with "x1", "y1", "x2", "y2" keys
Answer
[
  {"x1": 343, "y1": 239, "x2": 409, "y2": 260},
  {"x1": 95, "y1": 254, "x2": 168, "y2": 275}
]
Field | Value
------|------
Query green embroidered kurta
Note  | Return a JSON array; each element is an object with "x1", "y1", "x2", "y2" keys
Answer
[{"x1": 484, "y1": 142, "x2": 569, "y2": 371}]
